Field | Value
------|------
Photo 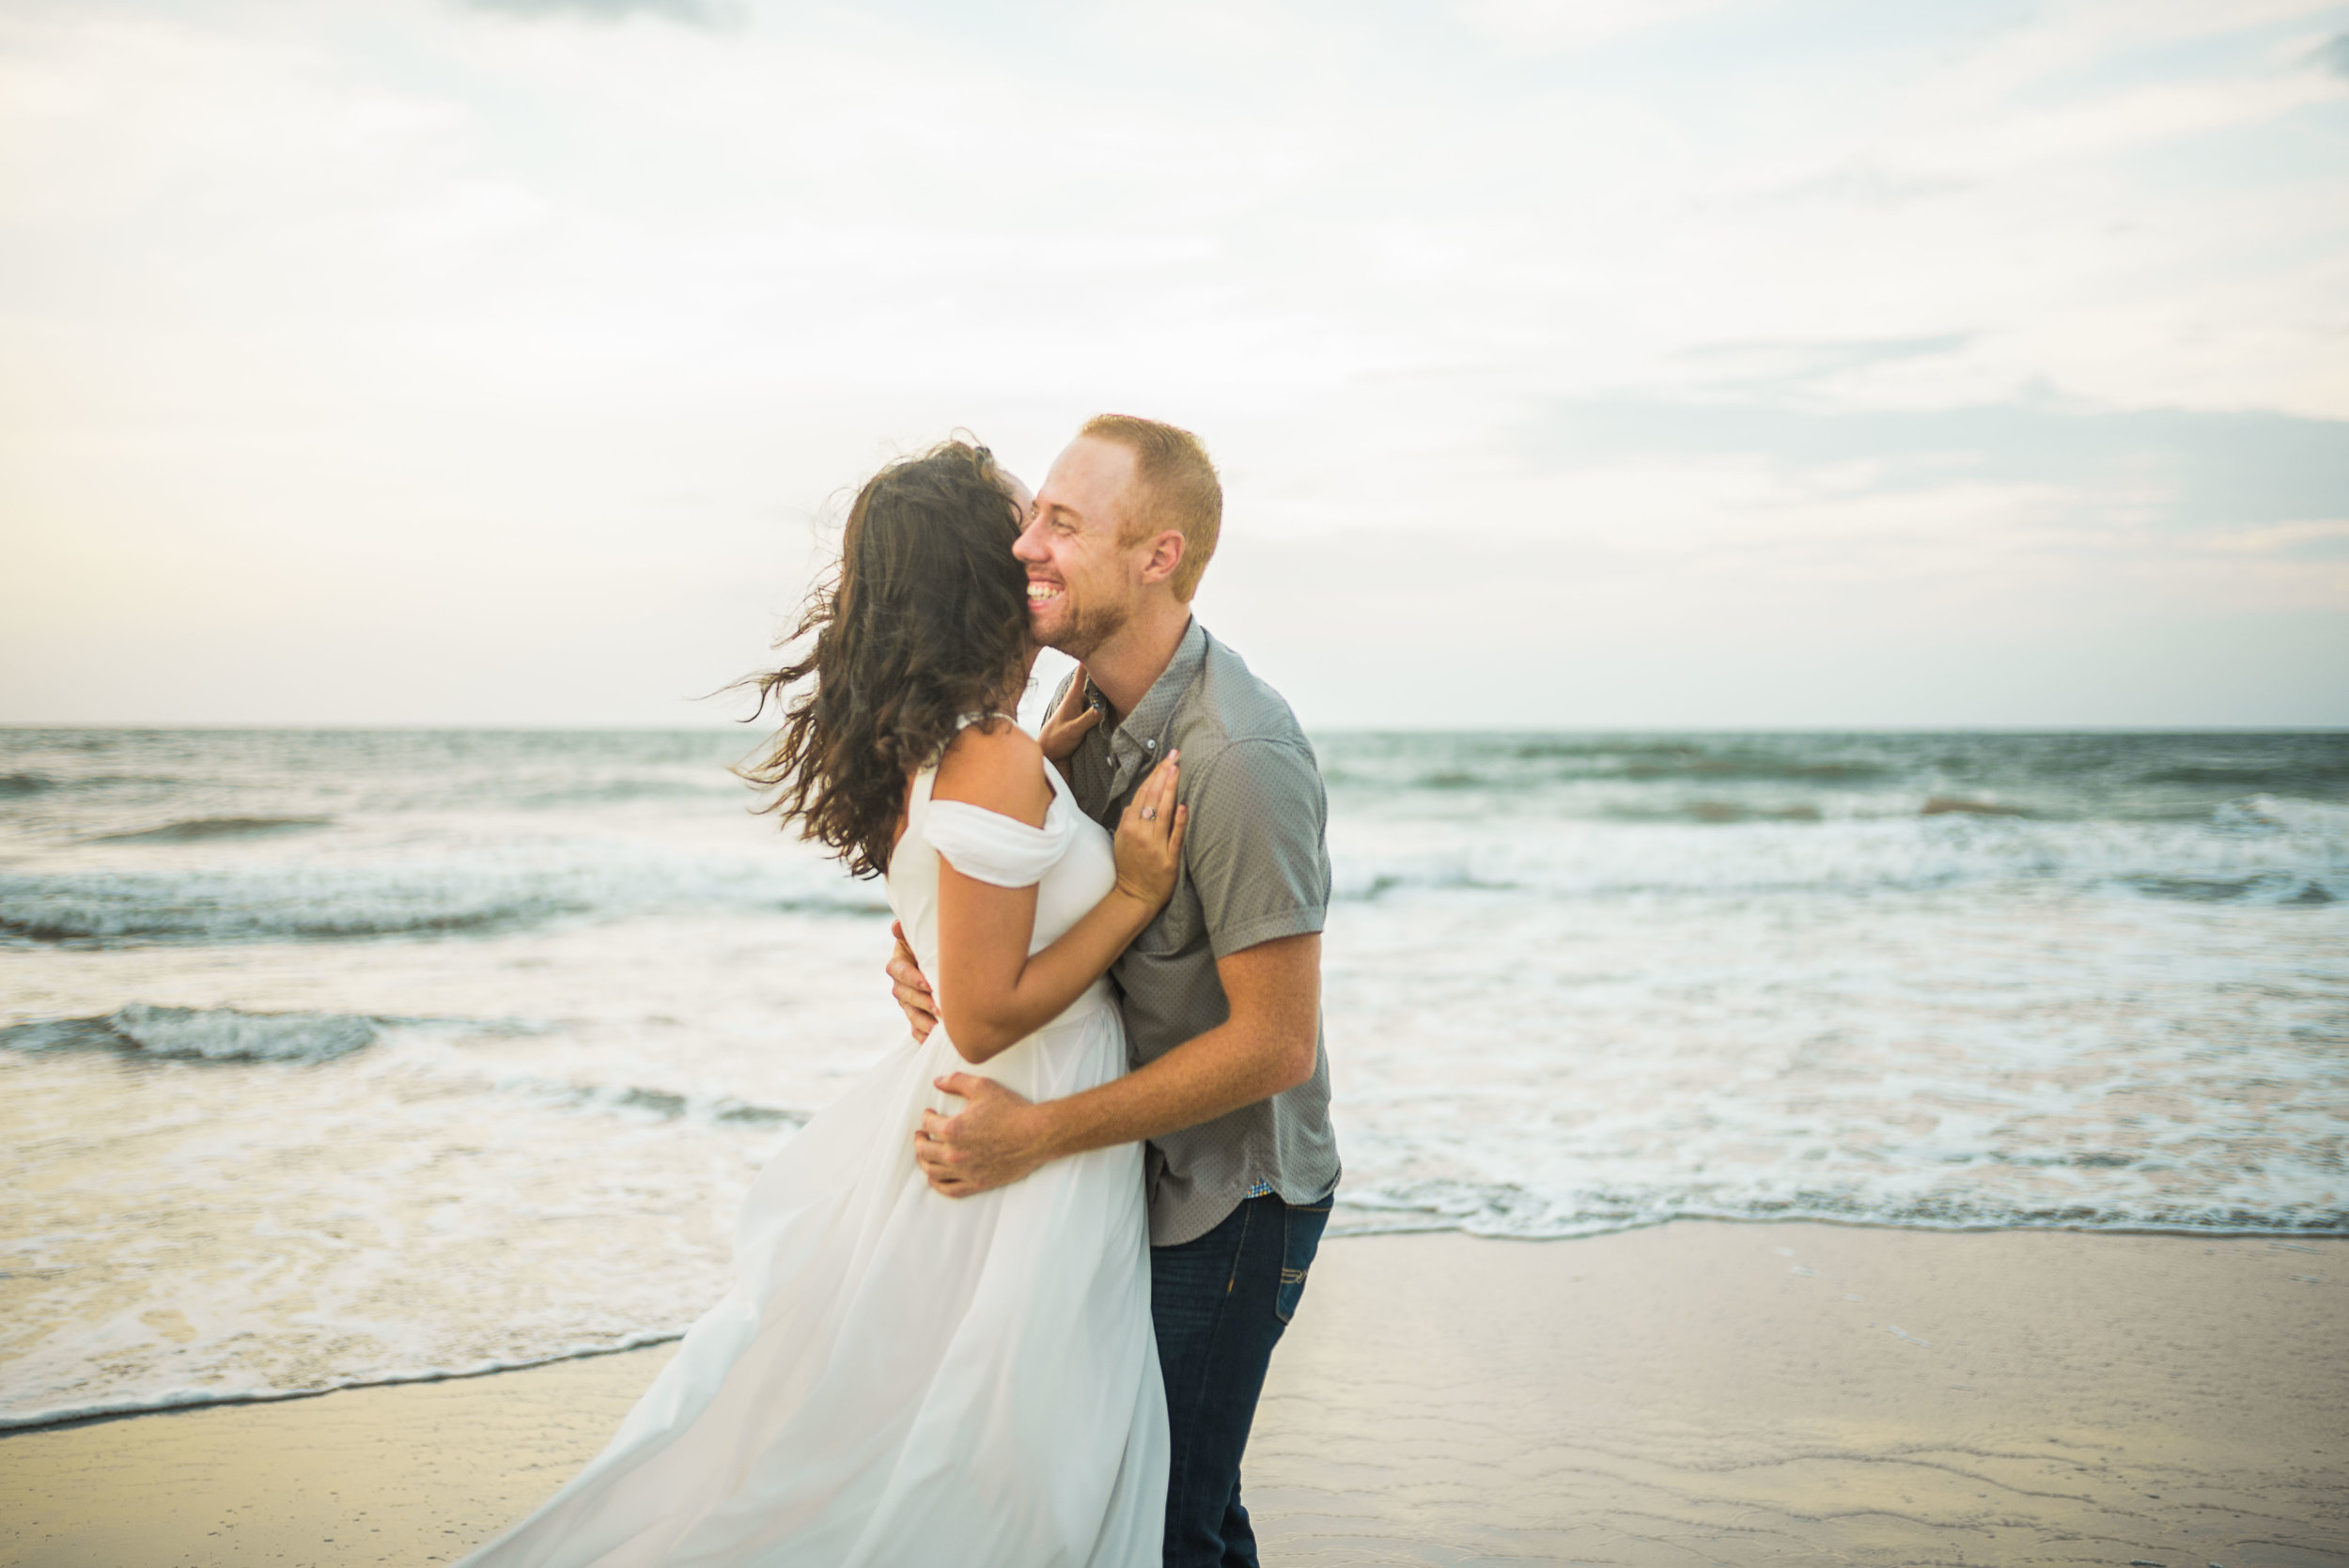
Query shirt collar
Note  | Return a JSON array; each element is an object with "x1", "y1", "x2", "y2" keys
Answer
[{"x1": 1090, "y1": 617, "x2": 1206, "y2": 776}]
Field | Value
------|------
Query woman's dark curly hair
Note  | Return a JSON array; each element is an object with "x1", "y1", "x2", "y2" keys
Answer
[{"x1": 737, "y1": 439, "x2": 1029, "y2": 878}]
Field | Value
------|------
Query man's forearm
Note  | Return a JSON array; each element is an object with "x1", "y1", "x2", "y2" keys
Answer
[
  {"x1": 1035, "y1": 1014, "x2": 1310, "y2": 1162},
  {"x1": 917, "y1": 933, "x2": 1320, "y2": 1197}
]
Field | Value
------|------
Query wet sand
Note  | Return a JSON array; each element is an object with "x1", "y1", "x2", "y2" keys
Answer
[{"x1": 3, "y1": 1222, "x2": 2342, "y2": 1567}]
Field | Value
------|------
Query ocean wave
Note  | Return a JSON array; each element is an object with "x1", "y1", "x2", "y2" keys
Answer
[
  {"x1": 1315, "y1": 732, "x2": 2349, "y2": 823},
  {"x1": 1498, "y1": 737, "x2": 1895, "y2": 782},
  {"x1": 2140, "y1": 760, "x2": 2349, "y2": 795},
  {"x1": 1328, "y1": 748, "x2": 1897, "y2": 794},
  {"x1": 0, "y1": 1003, "x2": 381, "y2": 1063},
  {"x1": 0, "y1": 1008, "x2": 828, "y2": 1126},
  {"x1": 87, "y1": 815, "x2": 332, "y2": 845},
  {"x1": 1330, "y1": 1181, "x2": 2349, "y2": 1241},
  {"x1": 0, "y1": 1333, "x2": 686, "y2": 1435},
  {"x1": 0, "y1": 872, "x2": 572, "y2": 944},
  {"x1": 1326, "y1": 800, "x2": 2347, "y2": 906},
  {"x1": 0, "y1": 769, "x2": 183, "y2": 796},
  {"x1": 1919, "y1": 795, "x2": 2030, "y2": 817},
  {"x1": 2125, "y1": 872, "x2": 2335, "y2": 906},
  {"x1": 1678, "y1": 800, "x2": 1823, "y2": 824},
  {"x1": 510, "y1": 778, "x2": 741, "y2": 809},
  {"x1": 8, "y1": 726, "x2": 2340, "y2": 1441},
  {"x1": 1330, "y1": 852, "x2": 1516, "y2": 901},
  {"x1": 8, "y1": 1181, "x2": 2334, "y2": 1435},
  {"x1": 2213, "y1": 793, "x2": 2349, "y2": 833},
  {"x1": 0, "y1": 855, "x2": 885, "y2": 947},
  {"x1": 491, "y1": 1073, "x2": 809, "y2": 1128}
]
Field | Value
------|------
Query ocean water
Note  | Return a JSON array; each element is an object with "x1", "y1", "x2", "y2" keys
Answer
[{"x1": 2, "y1": 724, "x2": 2343, "y2": 1429}]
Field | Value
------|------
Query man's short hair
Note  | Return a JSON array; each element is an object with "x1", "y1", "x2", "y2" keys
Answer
[{"x1": 1081, "y1": 413, "x2": 1222, "y2": 602}]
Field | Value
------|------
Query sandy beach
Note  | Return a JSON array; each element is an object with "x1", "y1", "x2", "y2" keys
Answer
[{"x1": 4, "y1": 1221, "x2": 2342, "y2": 1567}]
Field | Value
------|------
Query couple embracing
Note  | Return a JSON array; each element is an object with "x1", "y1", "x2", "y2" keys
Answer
[{"x1": 458, "y1": 416, "x2": 1340, "y2": 1568}]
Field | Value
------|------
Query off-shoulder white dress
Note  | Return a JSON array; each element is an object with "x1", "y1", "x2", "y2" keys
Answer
[{"x1": 456, "y1": 727, "x2": 1168, "y2": 1567}]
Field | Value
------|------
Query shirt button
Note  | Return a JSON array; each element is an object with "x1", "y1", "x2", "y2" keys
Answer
[{"x1": 1144, "y1": 738, "x2": 1158, "y2": 750}]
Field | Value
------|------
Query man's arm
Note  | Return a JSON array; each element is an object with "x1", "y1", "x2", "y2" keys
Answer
[{"x1": 915, "y1": 932, "x2": 1319, "y2": 1195}]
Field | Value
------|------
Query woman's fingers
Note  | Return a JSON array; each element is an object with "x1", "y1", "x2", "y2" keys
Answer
[
  {"x1": 1053, "y1": 667, "x2": 1092, "y2": 722},
  {"x1": 1112, "y1": 749, "x2": 1183, "y2": 863},
  {"x1": 1143, "y1": 750, "x2": 1178, "y2": 820},
  {"x1": 1121, "y1": 768, "x2": 1158, "y2": 829},
  {"x1": 1144, "y1": 760, "x2": 1178, "y2": 842},
  {"x1": 1105, "y1": 752, "x2": 1190, "y2": 910}
]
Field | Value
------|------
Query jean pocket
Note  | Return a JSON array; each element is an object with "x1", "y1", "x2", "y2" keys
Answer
[{"x1": 1275, "y1": 1201, "x2": 1331, "y2": 1325}]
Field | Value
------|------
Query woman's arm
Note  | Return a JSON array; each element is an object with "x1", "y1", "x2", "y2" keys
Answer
[{"x1": 929, "y1": 723, "x2": 1185, "y2": 1063}]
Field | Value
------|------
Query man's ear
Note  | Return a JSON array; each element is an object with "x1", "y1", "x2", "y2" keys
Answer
[{"x1": 1136, "y1": 529, "x2": 1186, "y2": 590}]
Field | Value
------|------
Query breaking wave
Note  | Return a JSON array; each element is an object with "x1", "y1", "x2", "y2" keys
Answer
[
  {"x1": 0, "y1": 1335, "x2": 687, "y2": 1434},
  {"x1": 0, "y1": 1003, "x2": 381, "y2": 1063},
  {"x1": 1328, "y1": 797, "x2": 2348, "y2": 905},
  {"x1": 0, "y1": 854, "x2": 884, "y2": 947},
  {"x1": 1330, "y1": 1180, "x2": 2349, "y2": 1242},
  {"x1": 87, "y1": 815, "x2": 332, "y2": 845}
]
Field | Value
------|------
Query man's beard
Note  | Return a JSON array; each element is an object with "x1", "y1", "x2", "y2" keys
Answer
[{"x1": 1048, "y1": 590, "x2": 1129, "y2": 662}]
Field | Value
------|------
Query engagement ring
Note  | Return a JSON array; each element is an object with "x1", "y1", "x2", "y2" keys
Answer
[{"x1": 1142, "y1": 807, "x2": 1158, "y2": 820}]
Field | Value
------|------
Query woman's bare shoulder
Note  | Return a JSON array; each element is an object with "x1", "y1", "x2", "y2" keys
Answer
[{"x1": 930, "y1": 720, "x2": 1050, "y2": 827}]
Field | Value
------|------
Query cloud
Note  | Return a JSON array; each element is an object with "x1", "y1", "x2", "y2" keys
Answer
[
  {"x1": 1673, "y1": 336, "x2": 1974, "y2": 395},
  {"x1": 1450, "y1": 0, "x2": 1744, "y2": 53},
  {"x1": 2205, "y1": 520, "x2": 2349, "y2": 559},
  {"x1": 2318, "y1": 32, "x2": 2349, "y2": 78},
  {"x1": 6, "y1": 0, "x2": 2346, "y2": 724},
  {"x1": 458, "y1": 0, "x2": 736, "y2": 25},
  {"x1": 1525, "y1": 397, "x2": 2349, "y2": 533},
  {"x1": 1778, "y1": 162, "x2": 1972, "y2": 210}
]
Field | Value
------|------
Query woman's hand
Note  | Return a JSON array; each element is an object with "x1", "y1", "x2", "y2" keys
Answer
[
  {"x1": 1112, "y1": 751, "x2": 1188, "y2": 909},
  {"x1": 1039, "y1": 667, "x2": 1105, "y2": 764}
]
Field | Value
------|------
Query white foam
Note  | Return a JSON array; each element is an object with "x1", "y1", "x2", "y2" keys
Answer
[{"x1": 0, "y1": 1332, "x2": 687, "y2": 1433}]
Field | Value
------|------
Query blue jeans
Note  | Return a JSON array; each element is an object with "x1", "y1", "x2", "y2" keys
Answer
[{"x1": 1150, "y1": 1192, "x2": 1331, "y2": 1568}]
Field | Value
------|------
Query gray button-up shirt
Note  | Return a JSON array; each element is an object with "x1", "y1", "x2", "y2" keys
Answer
[{"x1": 1055, "y1": 619, "x2": 1341, "y2": 1246}]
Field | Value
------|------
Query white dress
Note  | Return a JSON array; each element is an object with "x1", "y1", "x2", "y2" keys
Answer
[{"x1": 455, "y1": 735, "x2": 1169, "y2": 1567}]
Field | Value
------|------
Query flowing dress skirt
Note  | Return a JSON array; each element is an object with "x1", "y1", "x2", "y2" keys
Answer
[{"x1": 454, "y1": 982, "x2": 1166, "y2": 1568}]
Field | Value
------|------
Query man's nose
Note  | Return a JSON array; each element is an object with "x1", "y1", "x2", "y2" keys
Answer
[{"x1": 1012, "y1": 521, "x2": 1048, "y2": 563}]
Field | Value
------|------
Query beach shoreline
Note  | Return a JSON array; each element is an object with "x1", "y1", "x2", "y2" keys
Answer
[{"x1": 5, "y1": 1221, "x2": 2342, "y2": 1567}]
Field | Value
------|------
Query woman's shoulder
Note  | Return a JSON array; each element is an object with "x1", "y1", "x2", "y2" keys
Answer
[{"x1": 930, "y1": 719, "x2": 1050, "y2": 828}]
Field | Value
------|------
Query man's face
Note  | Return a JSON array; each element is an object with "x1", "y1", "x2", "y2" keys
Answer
[{"x1": 1015, "y1": 436, "x2": 1143, "y2": 660}]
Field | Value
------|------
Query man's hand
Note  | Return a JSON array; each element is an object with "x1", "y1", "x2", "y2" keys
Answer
[
  {"x1": 914, "y1": 1074, "x2": 1055, "y2": 1197},
  {"x1": 886, "y1": 921, "x2": 938, "y2": 1043}
]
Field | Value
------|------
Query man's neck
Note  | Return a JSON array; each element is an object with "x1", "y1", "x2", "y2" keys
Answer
[{"x1": 1083, "y1": 603, "x2": 1193, "y2": 719}]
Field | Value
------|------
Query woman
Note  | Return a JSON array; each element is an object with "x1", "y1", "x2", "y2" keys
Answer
[{"x1": 456, "y1": 440, "x2": 1184, "y2": 1567}]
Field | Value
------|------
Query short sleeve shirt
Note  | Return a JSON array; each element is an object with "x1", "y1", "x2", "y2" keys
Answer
[{"x1": 1055, "y1": 619, "x2": 1342, "y2": 1246}]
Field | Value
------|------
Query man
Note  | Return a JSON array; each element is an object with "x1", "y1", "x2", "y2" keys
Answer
[{"x1": 889, "y1": 413, "x2": 1340, "y2": 1568}]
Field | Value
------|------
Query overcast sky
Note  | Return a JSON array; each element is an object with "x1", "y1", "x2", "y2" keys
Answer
[{"x1": 3, "y1": 0, "x2": 2344, "y2": 728}]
